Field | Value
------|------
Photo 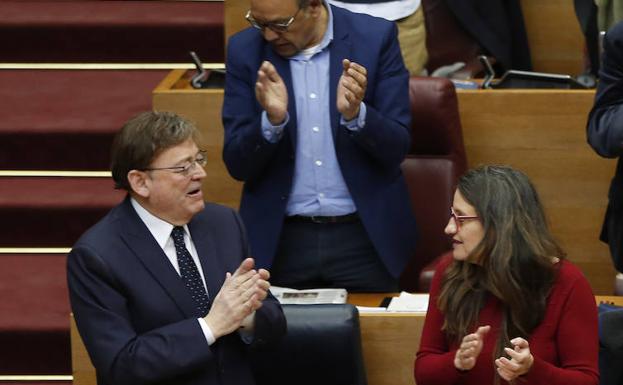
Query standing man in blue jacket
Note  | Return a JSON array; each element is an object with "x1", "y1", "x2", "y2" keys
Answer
[{"x1": 222, "y1": 0, "x2": 418, "y2": 292}]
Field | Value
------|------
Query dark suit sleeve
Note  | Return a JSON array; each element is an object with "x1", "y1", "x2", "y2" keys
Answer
[
  {"x1": 587, "y1": 22, "x2": 623, "y2": 158},
  {"x1": 251, "y1": 298, "x2": 287, "y2": 347},
  {"x1": 230, "y1": 209, "x2": 287, "y2": 345},
  {"x1": 348, "y1": 21, "x2": 412, "y2": 170},
  {"x1": 67, "y1": 245, "x2": 215, "y2": 385},
  {"x1": 222, "y1": 36, "x2": 281, "y2": 183}
]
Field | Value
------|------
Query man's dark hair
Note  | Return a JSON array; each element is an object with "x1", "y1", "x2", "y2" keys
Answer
[{"x1": 111, "y1": 111, "x2": 200, "y2": 191}]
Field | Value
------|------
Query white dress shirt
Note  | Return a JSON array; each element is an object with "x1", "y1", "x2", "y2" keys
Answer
[{"x1": 130, "y1": 198, "x2": 216, "y2": 345}]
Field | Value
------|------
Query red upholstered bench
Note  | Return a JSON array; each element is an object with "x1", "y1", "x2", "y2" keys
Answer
[
  {"x1": 0, "y1": 69, "x2": 168, "y2": 170},
  {"x1": 0, "y1": 177, "x2": 125, "y2": 246},
  {"x1": 0, "y1": 0, "x2": 224, "y2": 63},
  {"x1": 0, "y1": 254, "x2": 70, "y2": 374},
  {"x1": 398, "y1": 76, "x2": 467, "y2": 292}
]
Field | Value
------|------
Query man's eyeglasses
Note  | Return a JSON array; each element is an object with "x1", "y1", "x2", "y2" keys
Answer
[
  {"x1": 141, "y1": 151, "x2": 207, "y2": 176},
  {"x1": 450, "y1": 207, "x2": 479, "y2": 230},
  {"x1": 245, "y1": 8, "x2": 301, "y2": 33}
]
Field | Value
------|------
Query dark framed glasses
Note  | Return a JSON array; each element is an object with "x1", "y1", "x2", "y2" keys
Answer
[
  {"x1": 141, "y1": 150, "x2": 207, "y2": 177},
  {"x1": 245, "y1": 8, "x2": 301, "y2": 33}
]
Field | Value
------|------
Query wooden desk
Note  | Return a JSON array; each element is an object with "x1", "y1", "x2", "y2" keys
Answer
[
  {"x1": 348, "y1": 293, "x2": 422, "y2": 385},
  {"x1": 70, "y1": 304, "x2": 423, "y2": 385},
  {"x1": 71, "y1": 295, "x2": 623, "y2": 385},
  {"x1": 457, "y1": 89, "x2": 617, "y2": 294}
]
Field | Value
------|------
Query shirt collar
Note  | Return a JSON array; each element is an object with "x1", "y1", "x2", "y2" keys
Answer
[{"x1": 130, "y1": 197, "x2": 189, "y2": 249}]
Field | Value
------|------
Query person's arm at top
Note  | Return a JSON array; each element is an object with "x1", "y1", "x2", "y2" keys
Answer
[{"x1": 587, "y1": 23, "x2": 623, "y2": 158}]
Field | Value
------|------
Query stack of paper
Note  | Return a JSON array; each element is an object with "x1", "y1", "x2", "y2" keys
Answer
[
  {"x1": 386, "y1": 292, "x2": 429, "y2": 312},
  {"x1": 269, "y1": 286, "x2": 348, "y2": 305}
]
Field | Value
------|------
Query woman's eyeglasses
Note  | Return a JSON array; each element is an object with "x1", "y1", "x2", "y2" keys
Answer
[{"x1": 450, "y1": 207, "x2": 479, "y2": 230}]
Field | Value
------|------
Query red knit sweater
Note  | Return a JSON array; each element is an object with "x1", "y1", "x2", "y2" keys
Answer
[{"x1": 414, "y1": 255, "x2": 599, "y2": 385}]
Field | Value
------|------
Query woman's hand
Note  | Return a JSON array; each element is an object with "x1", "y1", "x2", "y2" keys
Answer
[
  {"x1": 495, "y1": 337, "x2": 534, "y2": 381},
  {"x1": 454, "y1": 325, "x2": 491, "y2": 371}
]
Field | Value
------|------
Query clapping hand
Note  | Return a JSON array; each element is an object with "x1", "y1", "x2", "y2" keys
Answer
[
  {"x1": 204, "y1": 258, "x2": 270, "y2": 339},
  {"x1": 337, "y1": 59, "x2": 367, "y2": 121},
  {"x1": 495, "y1": 337, "x2": 534, "y2": 381},
  {"x1": 255, "y1": 61, "x2": 288, "y2": 125},
  {"x1": 454, "y1": 325, "x2": 491, "y2": 371}
]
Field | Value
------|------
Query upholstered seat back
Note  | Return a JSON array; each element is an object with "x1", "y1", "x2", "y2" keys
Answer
[
  {"x1": 399, "y1": 76, "x2": 467, "y2": 292},
  {"x1": 250, "y1": 304, "x2": 367, "y2": 385},
  {"x1": 407, "y1": 76, "x2": 467, "y2": 177}
]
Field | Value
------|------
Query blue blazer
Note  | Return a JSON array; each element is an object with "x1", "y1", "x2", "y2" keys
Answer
[
  {"x1": 222, "y1": 5, "x2": 418, "y2": 278},
  {"x1": 67, "y1": 197, "x2": 286, "y2": 385}
]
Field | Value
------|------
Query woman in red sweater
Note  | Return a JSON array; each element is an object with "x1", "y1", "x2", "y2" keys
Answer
[{"x1": 414, "y1": 165, "x2": 598, "y2": 385}]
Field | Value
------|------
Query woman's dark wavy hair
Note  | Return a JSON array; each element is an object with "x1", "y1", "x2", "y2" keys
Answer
[{"x1": 437, "y1": 165, "x2": 565, "y2": 382}]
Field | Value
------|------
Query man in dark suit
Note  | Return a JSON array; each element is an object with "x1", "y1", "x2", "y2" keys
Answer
[
  {"x1": 222, "y1": 0, "x2": 418, "y2": 292},
  {"x1": 67, "y1": 111, "x2": 286, "y2": 385},
  {"x1": 587, "y1": 21, "x2": 623, "y2": 274}
]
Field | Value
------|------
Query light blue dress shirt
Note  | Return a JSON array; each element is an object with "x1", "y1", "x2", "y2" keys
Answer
[{"x1": 261, "y1": 4, "x2": 367, "y2": 216}]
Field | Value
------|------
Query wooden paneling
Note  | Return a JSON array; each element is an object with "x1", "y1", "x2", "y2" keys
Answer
[
  {"x1": 71, "y1": 315, "x2": 96, "y2": 385},
  {"x1": 520, "y1": 0, "x2": 585, "y2": 74},
  {"x1": 360, "y1": 314, "x2": 421, "y2": 385},
  {"x1": 153, "y1": 70, "x2": 242, "y2": 209},
  {"x1": 457, "y1": 89, "x2": 617, "y2": 294},
  {"x1": 224, "y1": 0, "x2": 248, "y2": 50}
]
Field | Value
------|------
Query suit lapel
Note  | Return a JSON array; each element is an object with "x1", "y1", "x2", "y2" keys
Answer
[
  {"x1": 329, "y1": 8, "x2": 352, "y2": 138},
  {"x1": 117, "y1": 198, "x2": 200, "y2": 318}
]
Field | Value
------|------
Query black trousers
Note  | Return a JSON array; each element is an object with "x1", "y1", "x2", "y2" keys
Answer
[{"x1": 270, "y1": 218, "x2": 398, "y2": 292}]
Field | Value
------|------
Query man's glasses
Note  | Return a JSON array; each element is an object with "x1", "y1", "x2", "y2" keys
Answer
[
  {"x1": 450, "y1": 207, "x2": 479, "y2": 230},
  {"x1": 245, "y1": 8, "x2": 301, "y2": 33},
  {"x1": 141, "y1": 151, "x2": 207, "y2": 177}
]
